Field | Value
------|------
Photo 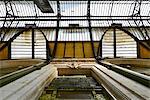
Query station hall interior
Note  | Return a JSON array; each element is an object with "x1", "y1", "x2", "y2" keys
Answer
[{"x1": 0, "y1": 0, "x2": 150, "y2": 100}]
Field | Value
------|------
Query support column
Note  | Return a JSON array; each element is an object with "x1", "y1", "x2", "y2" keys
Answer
[
  {"x1": 46, "y1": 40, "x2": 50, "y2": 60},
  {"x1": 8, "y1": 42, "x2": 11, "y2": 59},
  {"x1": 52, "y1": 1, "x2": 60, "y2": 58},
  {"x1": 113, "y1": 27, "x2": 116, "y2": 58},
  {"x1": 87, "y1": 0, "x2": 96, "y2": 58},
  {"x1": 137, "y1": 42, "x2": 140, "y2": 58},
  {"x1": 132, "y1": 0, "x2": 149, "y2": 40},
  {"x1": 32, "y1": 29, "x2": 35, "y2": 59}
]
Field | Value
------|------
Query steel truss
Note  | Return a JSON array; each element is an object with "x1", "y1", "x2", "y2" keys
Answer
[
  {"x1": 132, "y1": 0, "x2": 150, "y2": 40},
  {"x1": 0, "y1": 0, "x2": 16, "y2": 41}
]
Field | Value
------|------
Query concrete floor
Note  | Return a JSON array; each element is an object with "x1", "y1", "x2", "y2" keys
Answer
[
  {"x1": 39, "y1": 76, "x2": 109, "y2": 100},
  {"x1": 1, "y1": 61, "x2": 150, "y2": 100}
]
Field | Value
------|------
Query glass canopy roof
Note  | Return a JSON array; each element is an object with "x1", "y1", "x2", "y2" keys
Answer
[{"x1": 0, "y1": 0, "x2": 150, "y2": 27}]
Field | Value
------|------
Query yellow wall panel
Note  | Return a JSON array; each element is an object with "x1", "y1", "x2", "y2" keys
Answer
[
  {"x1": 49, "y1": 42, "x2": 99, "y2": 58},
  {"x1": 75, "y1": 42, "x2": 84, "y2": 58},
  {"x1": 94, "y1": 42, "x2": 99, "y2": 55},
  {"x1": 84, "y1": 42, "x2": 93, "y2": 58},
  {"x1": 55, "y1": 43, "x2": 65, "y2": 58},
  {"x1": 140, "y1": 45, "x2": 150, "y2": 58},
  {"x1": 49, "y1": 43, "x2": 54, "y2": 54},
  {"x1": 0, "y1": 43, "x2": 8, "y2": 60},
  {"x1": 65, "y1": 43, "x2": 74, "y2": 58}
]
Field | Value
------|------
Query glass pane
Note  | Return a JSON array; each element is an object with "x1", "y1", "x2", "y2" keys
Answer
[{"x1": 60, "y1": 1, "x2": 87, "y2": 16}]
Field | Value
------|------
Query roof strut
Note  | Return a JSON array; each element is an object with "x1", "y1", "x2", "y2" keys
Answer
[
  {"x1": 132, "y1": 0, "x2": 150, "y2": 41},
  {"x1": 0, "y1": 0, "x2": 15, "y2": 42}
]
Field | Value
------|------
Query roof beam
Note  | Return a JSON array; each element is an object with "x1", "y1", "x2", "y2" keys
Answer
[
  {"x1": 0, "y1": 18, "x2": 149, "y2": 21},
  {"x1": 1, "y1": 26, "x2": 150, "y2": 29},
  {"x1": 10, "y1": 0, "x2": 149, "y2": 1}
]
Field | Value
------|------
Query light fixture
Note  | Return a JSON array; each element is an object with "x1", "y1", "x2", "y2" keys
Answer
[
  {"x1": 111, "y1": 23, "x2": 122, "y2": 27},
  {"x1": 69, "y1": 24, "x2": 79, "y2": 28},
  {"x1": 25, "y1": 24, "x2": 36, "y2": 28},
  {"x1": 34, "y1": 0, "x2": 54, "y2": 13}
]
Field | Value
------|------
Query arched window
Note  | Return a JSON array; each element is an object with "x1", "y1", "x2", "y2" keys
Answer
[
  {"x1": 11, "y1": 30, "x2": 47, "y2": 59},
  {"x1": 11, "y1": 31, "x2": 32, "y2": 59},
  {"x1": 102, "y1": 28, "x2": 137, "y2": 58}
]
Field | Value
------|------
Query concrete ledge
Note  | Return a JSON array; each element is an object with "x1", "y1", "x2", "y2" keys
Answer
[
  {"x1": 0, "y1": 59, "x2": 43, "y2": 69},
  {"x1": 101, "y1": 61, "x2": 150, "y2": 87},
  {"x1": 0, "y1": 64, "x2": 57, "y2": 100},
  {"x1": 105, "y1": 58, "x2": 150, "y2": 67},
  {"x1": 52, "y1": 63, "x2": 150, "y2": 100},
  {"x1": 92, "y1": 64, "x2": 150, "y2": 100},
  {"x1": 1, "y1": 63, "x2": 149, "y2": 100}
]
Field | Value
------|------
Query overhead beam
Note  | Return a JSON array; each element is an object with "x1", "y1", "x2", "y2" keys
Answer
[
  {"x1": 0, "y1": 18, "x2": 149, "y2": 21},
  {"x1": 1, "y1": 26, "x2": 150, "y2": 29},
  {"x1": 0, "y1": 16, "x2": 149, "y2": 18},
  {"x1": 10, "y1": 0, "x2": 150, "y2": 1}
]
